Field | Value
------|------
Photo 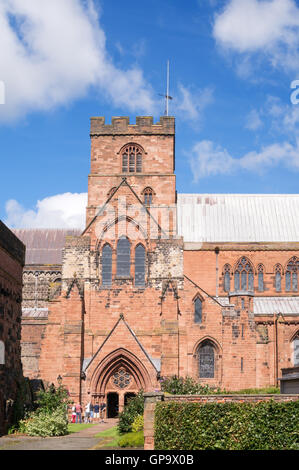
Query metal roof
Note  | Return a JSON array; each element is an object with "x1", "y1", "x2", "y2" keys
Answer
[
  {"x1": 12, "y1": 229, "x2": 81, "y2": 265},
  {"x1": 177, "y1": 194, "x2": 299, "y2": 242},
  {"x1": 217, "y1": 296, "x2": 299, "y2": 315},
  {"x1": 254, "y1": 297, "x2": 299, "y2": 315},
  {"x1": 22, "y1": 308, "x2": 49, "y2": 318}
]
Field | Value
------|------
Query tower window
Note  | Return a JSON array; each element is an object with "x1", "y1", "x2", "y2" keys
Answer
[
  {"x1": 117, "y1": 237, "x2": 131, "y2": 277},
  {"x1": 143, "y1": 187, "x2": 153, "y2": 206},
  {"x1": 135, "y1": 244, "x2": 145, "y2": 287},
  {"x1": 121, "y1": 145, "x2": 143, "y2": 173},
  {"x1": 102, "y1": 244, "x2": 112, "y2": 287},
  {"x1": 194, "y1": 298, "x2": 202, "y2": 324}
]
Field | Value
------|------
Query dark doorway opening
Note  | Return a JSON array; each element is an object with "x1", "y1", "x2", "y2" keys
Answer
[
  {"x1": 124, "y1": 392, "x2": 136, "y2": 407},
  {"x1": 107, "y1": 392, "x2": 119, "y2": 418}
]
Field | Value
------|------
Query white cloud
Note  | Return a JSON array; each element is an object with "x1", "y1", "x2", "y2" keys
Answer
[
  {"x1": 174, "y1": 84, "x2": 214, "y2": 122},
  {"x1": 245, "y1": 109, "x2": 263, "y2": 131},
  {"x1": 0, "y1": 0, "x2": 157, "y2": 122},
  {"x1": 190, "y1": 138, "x2": 299, "y2": 181},
  {"x1": 213, "y1": 0, "x2": 299, "y2": 74},
  {"x1": 4, "y1": 192, "x2": 88, "y2": 228}
]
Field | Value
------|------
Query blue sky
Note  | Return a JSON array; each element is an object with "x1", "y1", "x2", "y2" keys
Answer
[{"x1": 0, "y1": 0, "x2": 299, "y2": 228}]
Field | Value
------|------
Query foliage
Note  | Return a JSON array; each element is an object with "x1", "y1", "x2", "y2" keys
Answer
[
  {"x1": 160, "y1": 376, "x2": 219, "y2": 395},
  {"x1": 35, "y1": 384, "x2": 70, "y2": 414},
  {"x1": 118, "y1": 430, "x2": 144, "y2": 448},
  {"x1": 155, "y1": 400, "x2": 299, "y2": 450},
  {"x1": 20, "y1": 408, "x2": 68, "y2": 437},
  {"x1": 68, "y1": 423, "x2": 97, "y2": 433},
  {"x1": 225, "y1": 386, "x2": 280, "y2": 395},
  {"x1": 118, "y1": 391, "x2": 144, "y2": 434},
  {"x1": 132, "y1": 414, "x2": 144, "y2": 432},
  {"x1": 16, "y1": 384, "x2": 70, "y2": 437}
]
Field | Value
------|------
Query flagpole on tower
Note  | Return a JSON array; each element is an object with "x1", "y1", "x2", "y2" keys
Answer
[{"x1": 159, "y1": 60, "x2": 173, "y2": 116}]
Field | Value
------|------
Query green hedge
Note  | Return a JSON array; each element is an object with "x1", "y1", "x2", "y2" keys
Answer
[{"x1": 155, "y1": 401, "x2": 299, "y2": 450}]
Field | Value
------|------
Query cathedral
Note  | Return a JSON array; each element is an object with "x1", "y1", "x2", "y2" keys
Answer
[{"x1": 15, "y1": 116, "x2": 299, "y2": 418}]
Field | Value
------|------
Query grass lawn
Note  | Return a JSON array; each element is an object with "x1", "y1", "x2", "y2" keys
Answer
[
  {"x1": 68, "y1": 422, "x2": 98, "y2": 434},
  {"x1": 93, "y1": 425, "x2": 120, "y2": 448}
]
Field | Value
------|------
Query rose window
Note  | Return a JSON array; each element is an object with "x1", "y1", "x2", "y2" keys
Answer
[{"x1": 113, "y1": 369, "x2": 131, "y2": 389}]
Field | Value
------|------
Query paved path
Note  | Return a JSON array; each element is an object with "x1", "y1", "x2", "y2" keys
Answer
[{"x1": 0, "y1": 419, "x2": 118, "y2": 451}]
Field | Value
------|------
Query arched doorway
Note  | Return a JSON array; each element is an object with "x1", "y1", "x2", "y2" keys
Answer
[{"x1": 107, "y1": 392, "x2": 119, "y2": 418}]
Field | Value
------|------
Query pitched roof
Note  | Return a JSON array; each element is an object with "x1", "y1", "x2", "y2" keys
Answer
[
  {"x1": 12, "y1": 229, "x2": 81, "y2": 265},
  {"x1": 177, "y1": 194, "x2": 299, "y2": 243},
  {"x1": 217, "y1": 296, "x2": 299, "y2": 315}
]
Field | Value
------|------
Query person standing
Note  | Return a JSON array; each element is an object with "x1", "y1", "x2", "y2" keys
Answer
[
  {"x1": 93, "y1": 402, "x2": 100, "y2": 422},
  {"x1": 84, "y1": 402, "x2": 91, "y2": 423},
  {"x1": 75, "y1": 403, "x2": 82, "y2": 423},
  {"x1": 71, "y1": 404, "x2": 76, "y2": 423}
]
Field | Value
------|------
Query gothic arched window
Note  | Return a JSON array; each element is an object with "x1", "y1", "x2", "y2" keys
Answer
[
  {"x1": 194, "y1": 297, "x2": 202, "y2": 324},
  {"x1": 293, "y1": 333, "x2": 299, "y2": 366},
  {"x1": 117, "y1": 237, "x2": 131, "y2": 277},
  {"x1": 234, "y1": 257, "x2": 253, "y2": 292},
  {"x1": 135, "y1": 244, "x2": 145, "y2": 287},
  {"x1": 257, "y1": 264, "x2": 264, "y2": 292},
  {"x1": 121, "y1": 144, "x2": 143, "y2": 173},
  {"x1": 102, "y1": 244, "x2": 112, "y2": 287},
  {"x1": 198, "y1": 341, "x2": 215, "y2": 378},
  {"x1": 223, "y1": 264, "x2": 231, "y2": 293},
  {"x1": 286, "y1": 257, "x2": 298, "y2": 292},
  {"x1": 143, "y1": 187, "x2": 153, "y2": 206},
  {"x1": 275, "y1": 264, "x2": 282, "y2": 292}
]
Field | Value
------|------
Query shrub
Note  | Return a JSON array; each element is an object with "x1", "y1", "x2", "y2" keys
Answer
[
  {"x1": 21, "y1": 408, "x2": 68, "y2": 437},
  {"x1": 132, "y1": 414, "x2": 144, "y2": 432},
  {"x1": 118, "y1": 391, "x2": 144, "y2": 434},
  {"x1": 118, "y1": 430, "x2": 144, "y2": 448},
  {"x1": 155, "y1": 400, "x2": 299, "y2": 450},
  {"x1": 16, "y1": 384, "x2": 70, "y2": 437},
  {"x1": 160, "y1": 376, "x2": 217, "y2": 395}
]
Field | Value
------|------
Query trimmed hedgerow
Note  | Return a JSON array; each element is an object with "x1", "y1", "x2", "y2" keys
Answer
[{"x1": 154, "y1": 400, "x2": 299, "y2": 450}]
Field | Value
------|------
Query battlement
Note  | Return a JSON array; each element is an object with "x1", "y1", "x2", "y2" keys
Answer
[{"x1": 90, "y1": 116, "x2": 175, "y2": 136}]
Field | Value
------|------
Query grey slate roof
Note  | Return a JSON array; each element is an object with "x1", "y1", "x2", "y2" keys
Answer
[
  {"x1": 177, "y1": 194, "x2": 299, "y2": 242},
  {"x1": 12, "y1": 229, "x2": 81, "y2": 265}
]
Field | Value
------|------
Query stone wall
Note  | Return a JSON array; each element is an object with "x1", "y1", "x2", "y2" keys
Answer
[{"x1": 0, "y1": 221, "x2": 25, "y2": 435}]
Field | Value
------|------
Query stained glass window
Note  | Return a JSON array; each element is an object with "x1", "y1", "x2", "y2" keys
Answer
[
  {"x1": 258, "y1": 264, "x2": 264, "y2": 292},
  {"x1": 286, "y1": 257, "x2": 299, "y2": 292},
  {"x1": 194, "y1": 298, "x2": 202, "y2": 324},
  {"x1": 143, "y1": 188, "x2": 153, "y2": 206},
  {"x1": 198, "y1": 341, "x2": 214, "y2": 378},
  {"x1": 117, "y1": 237, "x2": 130, "y2": 277},
  {"x1": 294, "y1": 334, "x2": 299, "y2": 366},
  {"x1": 135, "y1": 244, "x2": 145, "y2": 287},
  {"x1": 122, "y1": 145, "x2": 143, "y2": 173},
  {"x1": 234, "y1": 257, "x2": 253, "y2": 292},
  {"x1": 102, "y1": 244, "x2": 112, "y2": 287},
  {"x1": 275, "y1": 265, "x2": 282, "y2": 292},
  {"x1": 113, "y1": 369, "x2": 131, "y2": 389}
]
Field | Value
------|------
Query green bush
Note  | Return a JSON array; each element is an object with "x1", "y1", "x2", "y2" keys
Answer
[
  {"x1": 132, "y1": 414, "x2": 144, "y2": 432},
  {"x1": 16, "y1": 384, "x2": 70, "y2": 437},
  {"x1": 118, "y1": 391, "x2": 144, "y2": 434},
  {"x1": 155, "y1": 400, "x2": 299, "y2": 450},
  {"x1": 160, "y1": 376, "x2": 218, "y2": 395},
  {"x1": 118, "y1": 430, "x2": 144, "y2": 448},
  {"x1": 21, "y1": 408, "x2": 68, "y2": 437}
]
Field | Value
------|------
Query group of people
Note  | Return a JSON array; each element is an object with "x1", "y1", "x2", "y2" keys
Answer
[{"x1": 71, "y1": 401, "x2": 106, "y2": 424}]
